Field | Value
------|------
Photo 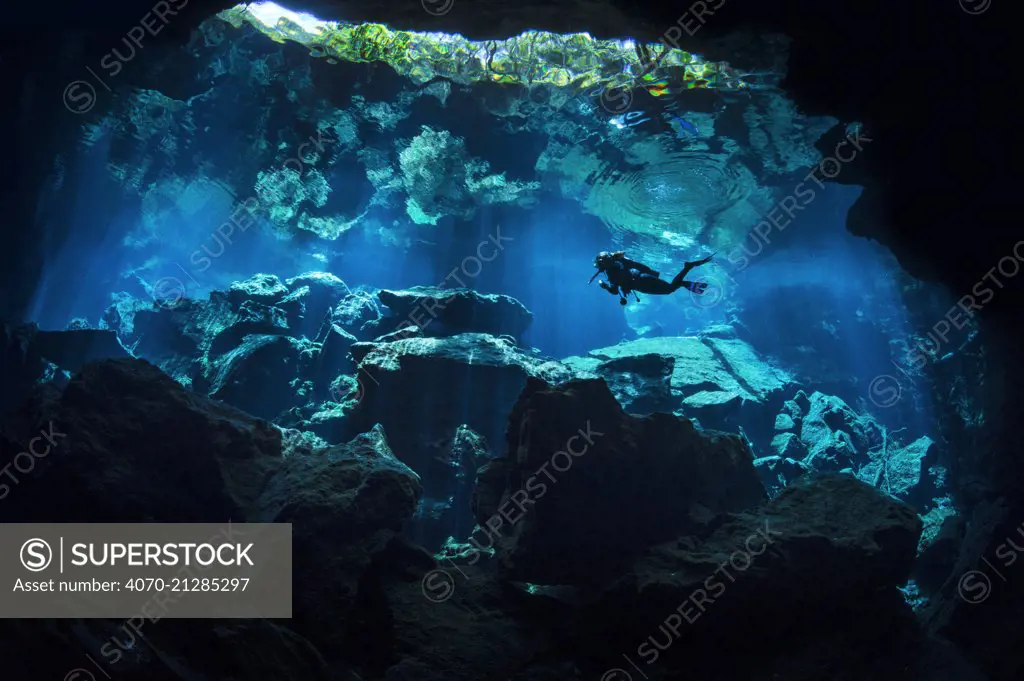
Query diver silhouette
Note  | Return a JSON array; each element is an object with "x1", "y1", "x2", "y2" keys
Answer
[{"x1": 588, "y1": 251, "x2": 715, "y2": 305}]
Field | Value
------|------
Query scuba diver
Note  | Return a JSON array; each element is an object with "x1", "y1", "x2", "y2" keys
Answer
[{"x1": 588, "y1": 251, "x2": 715, "y2": 305}]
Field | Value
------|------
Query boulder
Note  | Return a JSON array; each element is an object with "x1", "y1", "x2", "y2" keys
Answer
[
  {"x1": 585, "y1": 335, "x2": 794, "y2": 446},
  {"x1": 636, "y1": 473, "x2": 922, "y2": 601},
  {"x1": 252, "y1": 423, "x2": 422, "y2": 651},
  {"x1": 0, "y1": 357, "x2": 284, "y2": 523},
  {"x1": 284, "y1": 271, "x2": 353, "y2": 339},
  {"x1": 291, "y1": 333, "x2": 571, "y2": 546},
  {"x1": 563, "y1": 352, "x2": 676, "y2": 414},
  {"x1": 585, "y1": 474, "x2": 922, "y2": 675},
  {"x1": 208, "y1": 335, "x2": 316, "y2": 421},
  {"x1": 753, "y1": 454, "x2": 810, "y2": 492},
  {"x1": 924, "y1": 497, "x2": 1024, "y2": 681},
  {"x1": 858, "y1": 435, "x2": 938, "y2": 506},
  {"x1": 590, "y1": 337, "x2": 742, "y2": 402},
  {"x1": 2, "y1": 322, "x2": 129, "y2": 416},
  {"x1": 332, "y1": 290, "x2": 384, "y2": 340},
  {"x1": 226, "y1": 273, "x2": 290, "y2": 307},
  {"x1": 0, "y1": 616, "x2": 335, "y2": 681},
  {"x1": 594, "y1": 353, "x2": 676, "y2": 414},
  {"x1": 28, "y1": 326, "x2": 130, "y2": 371},
  {"x1": 365, "y1": 287, "x2": 533, "y2": 341},
  {"x1": 208, "y1": 299, "x2": 291, "y2": 356},
  {"x1": 112, "y1": 299, "x2": 208, "y2": 387},
  {"x1": 0, "y1": 356, "x2": 420, "y2": 678},
  {"x1": 774, "y1": 412, "x2": 795, "y2": 432},
  {"x1": 700, "y1": 336, "x2": 793, "y2": 401},
  {"x1": 769, "y1": 431, "x2": 807, "y2": 459},
  {"x1": 337, "y1": 333, "x2": 571, "y2": 455},
  {"x1": 799, "y1": 391, "x2": 882, "y2": 471},
  {"x1": 915, "y1": 503, "x2": 964, "y2": 593},
  {"x1": 474, "y1": 376, "x2": 766, "y2": 585}
]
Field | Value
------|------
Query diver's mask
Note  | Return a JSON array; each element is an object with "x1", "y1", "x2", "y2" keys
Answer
[
  {"x1": 589, "y1": 251, "x2": 615, "y2": 284},
  {"x1": 593, "y1": 251, "x2": 615, "y2": 270}
]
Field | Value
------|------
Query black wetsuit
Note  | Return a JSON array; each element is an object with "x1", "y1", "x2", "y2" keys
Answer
[{"x1": 598, "y1": 254, "x2": 713, "y2": 305}]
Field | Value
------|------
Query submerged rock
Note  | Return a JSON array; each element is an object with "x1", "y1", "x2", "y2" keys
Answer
[
  {"x1": 578, "y1": 335, "x2": 794, "y2": 444},
  {"x1": 1, "y1": 322, "x2": 129, "y2": 415},
  {"x1": 331, "y1": 290, "x2": 384, "y2": 340},
  {"x1": 632, "y1": 472, "x2": 922, "y2": 601},
  {"x1": 586, "y1": 474, "x2": 923, "y2": 676},
  {"x1": 226, "y1": 272, "x2": 290, "y2": 306},
  {"x1": 253, "y1": 423, "x2": 422, "y2": 650},
  {"x1": 341, "y1": 332, "x2": 570, "y2": 448},
  {"x1": 774, "y1": 412, "x2": 795, "y2": 432},
  {"x1": 754, "y1": 454, "x2": 810, "y2": 491},
  {"x1": 364, "y1": 286, "x2": 533, "y2": 341},
  {"x1": 208, "y1": 299, "x2": 291, "y2": 356},
  {"x1": 562, "y1": 352, "x2": 676, "y2": 414},
  {"x1": 798, "y1": 390, "x2": 882, "y2": 471},
  {"x1": 0, "y1": 358, "x2": 284, "y2": 523},
  {"x1": 594, "y1": 353, "x2": 676, "y2": 415},
  {"x1": 99, "y1": 273, "x2": 373, "y2": 420},
  {"x1": 0, "y1": 356, "x2": 424, "y2": 675},
  {"x1": 770, "y1": 431, "x2": 807, "y2": 459},
  {"x1": 302, "y1": 333, "x2": 571, "y2": 547},
  {"x1": 26, "y1": 326, "x2": 130, "y2": 372},
  {"x1": 857, "y1": 435, "x2": 939, "y2": 506},
  {"x1": 312, "y1": 323, "x2": 358, "y2": 394},
  {"x1": 284, "y1": 271, "x2": 353, "y2": 339},
  {"x1": 915, "y1": 502, "x2": 963, "y2": 593},
  {"x1": 208, "y1": 334, "x2": 316, "y2": 421},
  {"x1": 475, "y1": 376, "x2": 766, "y2": 585},
  {"x1": 413, "y1": 424, "x2": 489, "y2": 550}
]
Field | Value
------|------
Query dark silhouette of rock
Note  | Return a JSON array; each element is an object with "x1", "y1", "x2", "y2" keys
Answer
[
  {"x1": 580, "y1": 474, "x2": 924, "y2": 677},
  {"x1": 1, "y1": 322, "x2": 131, "y2": 414},
  {"x1": 915, "y1": 504, "x2": 964, "y2": 594},
  {"x1": 29, "y1": 326, "x2": 130, "y2": 371},
  {"x1": 253, "y1": 422, "x2": 422, "y2": 652},
  {"x1": 0, "y1": 356, "x2": 423, "y2": 679},
  {"x1": 475, "y1": 376, "x2": 766, "y2": 585},
  {"x1": 209, "y1": 334, "x2": 316, "y2": 421},
  {"x1": 340, "y1": 332, "x2": 571, "y2": 457},
  {"x1": 924, "y1": 497, "x2": 1024, "y2": 681},
  {"x1": 0, "y1": 358, "x2": 284, "y2": 523},
  {"x1": 413, "y1": 424, "x2": 489, "y2": 550}
]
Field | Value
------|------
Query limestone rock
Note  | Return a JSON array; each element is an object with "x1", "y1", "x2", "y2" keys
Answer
[
  {"x1": 475, "y1": 376, "x2": 766, "y2": 585},
  {"x1": 365, "y1": 286, "x2": 533, "y2": 341}
]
